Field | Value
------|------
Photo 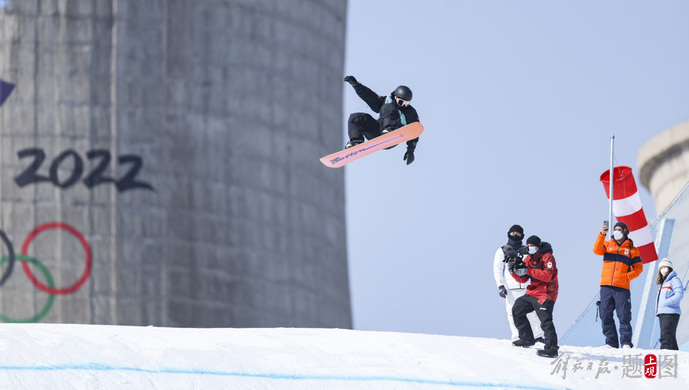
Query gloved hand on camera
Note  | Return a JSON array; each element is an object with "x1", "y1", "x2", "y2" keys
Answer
[{"x1": 513, "y1": 267, "x2": 528, "y2": 277}]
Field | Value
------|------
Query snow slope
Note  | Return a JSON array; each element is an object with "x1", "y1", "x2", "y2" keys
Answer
[{"x1": 0, "y1": 324, "x2": 686, "y2": 389}]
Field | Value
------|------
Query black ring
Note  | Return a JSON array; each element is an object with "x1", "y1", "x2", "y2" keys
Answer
[{"x1": 0, "y1": 230, "x2": 15, "y2": 287}]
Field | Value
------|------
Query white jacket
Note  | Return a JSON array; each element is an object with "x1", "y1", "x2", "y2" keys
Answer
[{"x1": 493, "y1": 246, "x2": 527, "y2": 290}]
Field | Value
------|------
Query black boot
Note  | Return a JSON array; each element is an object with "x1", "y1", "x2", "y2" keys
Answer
[
  {"x1": 537, "y1": 349, "x2": 558, "y2": 358},
  {"x1": 345, "y1": 140, "x2": 362, "y2": 149},
  {"x1": 512, "y1": 339, "x2": 536, "y2": 347}
]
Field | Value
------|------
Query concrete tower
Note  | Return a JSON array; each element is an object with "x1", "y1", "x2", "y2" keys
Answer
[
  {"x1": 0, "y1": 1, "x2": 351, "y2": 328},
  {"x1": 638, "y1": 121, "x2": 689, "y2": 215}
]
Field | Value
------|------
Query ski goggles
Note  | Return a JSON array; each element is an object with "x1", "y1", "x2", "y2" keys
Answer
[{"x1": 395, "y1": 96, "x2": 410, "y2": 107}]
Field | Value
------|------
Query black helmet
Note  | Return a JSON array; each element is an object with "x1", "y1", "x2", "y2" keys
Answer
[{"x1": 392, "y1": 85, "x2": 413, "y2": 101}]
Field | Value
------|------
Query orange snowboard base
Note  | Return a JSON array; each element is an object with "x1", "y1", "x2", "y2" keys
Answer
[{"x1": 320, "y1": 122, "x2": 424, "y2": 168}]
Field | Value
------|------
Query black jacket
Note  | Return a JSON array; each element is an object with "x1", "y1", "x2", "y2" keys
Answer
[
  {"x1": 379, "y1": 100, "x2": 419, "y2": 130},
  {"x1": 352, "y1": 82, "x2": 420, "y2": 148}
]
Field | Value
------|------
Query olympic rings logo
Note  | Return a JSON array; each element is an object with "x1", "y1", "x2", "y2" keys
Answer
[{"x1": 0, "y1": 222, "x2": 92, "y2": 323}]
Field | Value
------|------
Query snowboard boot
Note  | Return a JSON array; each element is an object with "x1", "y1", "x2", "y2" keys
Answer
[
  {"x1": 537, "y1": 349, "x2": 559, "y2": 358},
  {"x1": 345, "y1": 140, "x2": 362, "y2": 149},
  {"x1": 381, "y1": 128, "x2": 399, "y2": 150},
  {"x1": 512, "y1": 339, "x2": 536, "y2": 348}
]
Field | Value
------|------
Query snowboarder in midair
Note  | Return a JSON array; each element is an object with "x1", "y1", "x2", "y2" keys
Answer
[{"x1": 344, "y1": 75, "x2": 420, "y2": 165}]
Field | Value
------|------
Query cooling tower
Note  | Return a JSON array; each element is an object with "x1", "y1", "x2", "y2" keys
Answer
[
  {"x1": 0, "y1": 0, "x2": 351, "y2": 328},
  {"x1": 638, "y1": 120, "x2": 689, "y2": 215}
]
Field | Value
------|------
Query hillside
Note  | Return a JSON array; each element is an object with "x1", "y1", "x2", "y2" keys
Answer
[{"x1": 0, "y1": 324, "x2": 686, "y2": 389}]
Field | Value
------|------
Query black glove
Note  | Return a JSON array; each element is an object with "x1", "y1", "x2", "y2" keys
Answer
[
  {"x1": 512, "y1": 259, "x2": 528, "y2": 276},
  {"x1": 403, "y1": 146, "x2": 415, "y2": 165},
  {"x1": 344, "y1": 75, "x2": 358, "y2": 86},
  {"x1": 498, "y1": 285, "x2": 507, "y2": 298}
]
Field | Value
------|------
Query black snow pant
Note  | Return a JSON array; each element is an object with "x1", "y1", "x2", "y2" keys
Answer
[
  {"x1": 348, "y1": 113, "x2": 381, "y2": 143},
  {"x1": 658, "y1": 314, "x2": 680, "y2": 350},
  {"x1": 599, "y1": 286, "x2": 633, "y2": 348},
  {"x1": 512, "y1": 294, "x2": 559, "y2": 351}
]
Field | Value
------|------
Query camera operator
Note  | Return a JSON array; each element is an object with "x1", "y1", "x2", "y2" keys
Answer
[
  {"x1": 493, "y1": 225, "x2": 543, "y2": 343},
  {"x1": 511, "y1": 235, "x2": 560, "y2": 358}
]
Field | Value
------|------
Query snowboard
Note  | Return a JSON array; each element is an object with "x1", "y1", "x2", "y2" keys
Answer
[{"x1": 320, "y1": 122, "x2": 424, "y2": 168}]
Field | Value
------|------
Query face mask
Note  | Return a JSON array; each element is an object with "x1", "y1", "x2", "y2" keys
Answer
[
  {"x1": 613, "y1": 230, "x2": 624, "y2": 241},
  {"x1": 508, "y1": 233, "x2": 523, "y2": 243},
  {"x1": 528, "y1": 247, "x2": 538, "y2": 255},
  {"x1": 660, "y1": 268, "x2": 669, "y2": 277}
]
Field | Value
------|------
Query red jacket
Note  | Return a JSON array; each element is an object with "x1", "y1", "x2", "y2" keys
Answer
[{"x1": 511, "y1": 242, "x2": 559, "y2": 303}]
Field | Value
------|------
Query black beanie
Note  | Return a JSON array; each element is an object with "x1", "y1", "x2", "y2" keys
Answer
[
  {"x1": 526, "y1": 235, "x2": 541, "y2": 247},
  {"x1": 614, "y1": 222, "x2": 629, "y2": 233},
  {"x1": 508, "y1": 224, "x2": 524, "y2": 235}
]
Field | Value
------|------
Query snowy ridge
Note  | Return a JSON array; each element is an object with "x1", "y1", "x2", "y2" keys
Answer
[{"x1": 0, "y1": 324, "x2": 686, "y2": 389}]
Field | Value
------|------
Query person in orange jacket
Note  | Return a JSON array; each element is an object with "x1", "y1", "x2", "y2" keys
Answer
[{"x1": 593, "y1": 222, "x2": 643, "y2": 348}]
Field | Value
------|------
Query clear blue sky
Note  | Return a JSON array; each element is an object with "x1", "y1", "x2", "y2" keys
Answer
[{"x1": 343, "y1": 0, "x2": 689, "y2": 340}]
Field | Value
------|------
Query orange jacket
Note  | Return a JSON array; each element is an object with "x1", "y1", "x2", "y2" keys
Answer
[{"x1": 592, "y1": 233, "x2": 643, "y2": 290}]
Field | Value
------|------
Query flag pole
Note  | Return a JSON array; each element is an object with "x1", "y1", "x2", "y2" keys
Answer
[{"x1": 608, "y1": 135, "x2": 615, "y2": 240}]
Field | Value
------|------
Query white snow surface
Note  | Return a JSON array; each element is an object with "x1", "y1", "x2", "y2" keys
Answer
[{"x1": 0, "y1": 324, "x2": 686, "y2": 389}]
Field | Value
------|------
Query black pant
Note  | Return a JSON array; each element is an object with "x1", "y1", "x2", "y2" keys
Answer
[
  {"x1": 348, "y1": 113, "x2": 381, "y2": 143},
  {"x1": 658, "y1": 314, "x2": 680, "y2": 350},
  {"x1": 512, "y1": 294, "x2": 558, "y2": 351}
]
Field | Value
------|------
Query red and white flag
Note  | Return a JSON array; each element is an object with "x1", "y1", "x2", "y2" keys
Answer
[{"x1": 600, "y1": 166, "x2": 658, "y2": 263}]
